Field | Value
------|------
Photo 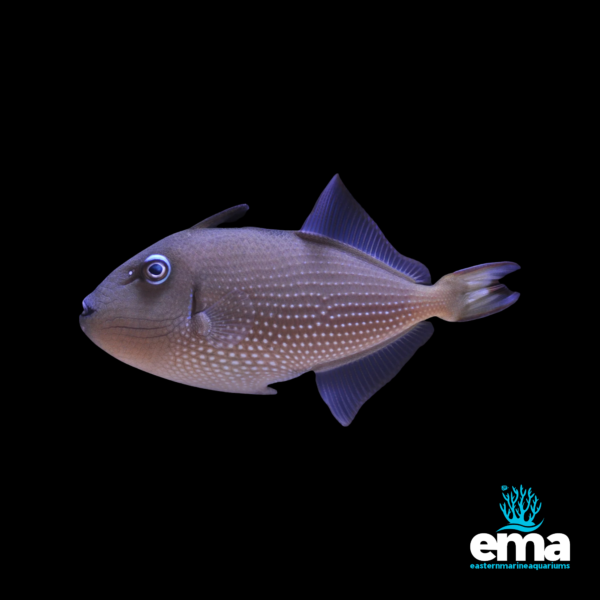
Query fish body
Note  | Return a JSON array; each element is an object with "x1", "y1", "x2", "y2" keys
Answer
[{"x1": 80, "y1": 175, "x2": 520, "y2": 425}]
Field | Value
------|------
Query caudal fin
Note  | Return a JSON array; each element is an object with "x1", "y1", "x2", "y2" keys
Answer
[{"x1": 436, "y1": 262, "x2": 520, "y2": 322}]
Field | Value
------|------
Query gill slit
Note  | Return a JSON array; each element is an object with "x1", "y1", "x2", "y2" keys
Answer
[{"x1": 187, "y1": 287, "x2": 194, "y2": 322}]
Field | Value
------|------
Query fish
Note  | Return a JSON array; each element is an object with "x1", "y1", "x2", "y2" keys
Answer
[{"x1": 80, "y1": 174, "x2": 520, "y2": 426}]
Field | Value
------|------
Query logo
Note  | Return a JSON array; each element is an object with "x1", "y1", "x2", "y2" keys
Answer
[
  {"x1": 498, "y1": 485, "x2": 544, "y2": 532},
  {"x1": 470, "y1": 485, "x2": 570, "y2": 567}
]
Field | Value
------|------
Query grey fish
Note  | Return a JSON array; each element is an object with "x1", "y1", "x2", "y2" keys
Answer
[{"x1": 80, "y1": 175, "x2": 520, "y2": 425}]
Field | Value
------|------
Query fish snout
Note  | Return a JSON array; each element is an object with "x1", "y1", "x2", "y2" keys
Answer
[
  {"x1": 81, "y1": 297, "x2": 97, "y2": 317},
  {"x1": 80, "y1": 296, "x2": 97, "y2": 336},
  {"x1": 80, "y1": 294, "x2": 102, "y2": 336}
]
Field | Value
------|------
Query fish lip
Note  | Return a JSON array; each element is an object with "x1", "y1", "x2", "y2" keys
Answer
[{"x1": 81, "y1": 299, "x2": 96, "y2": 317}]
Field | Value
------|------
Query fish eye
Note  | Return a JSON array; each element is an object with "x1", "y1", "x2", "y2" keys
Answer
[{"x1": 143, "y1": 254, "x2": 171, "y2": 284}]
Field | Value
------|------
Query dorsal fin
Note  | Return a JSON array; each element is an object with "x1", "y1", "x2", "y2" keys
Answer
[
  {"x1": 191, "y1": 205, "x2": 249, "y2": 229},
  {"x1": 299, "y1": 175, "x2": 430, "y2": 284}
]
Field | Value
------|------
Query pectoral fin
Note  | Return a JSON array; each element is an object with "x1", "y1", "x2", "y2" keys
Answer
[{"x1": 191, "y1": 289, "x2": 254, "y2": 347}]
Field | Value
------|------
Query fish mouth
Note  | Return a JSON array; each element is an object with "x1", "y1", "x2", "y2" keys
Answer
[{"x1": 81, "y1": 299, "x2": 96, "y2": 317}]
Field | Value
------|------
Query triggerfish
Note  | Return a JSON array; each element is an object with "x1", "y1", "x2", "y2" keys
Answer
[{"x1": 80, "y1": 175, "x2": 520, "y2": 425}]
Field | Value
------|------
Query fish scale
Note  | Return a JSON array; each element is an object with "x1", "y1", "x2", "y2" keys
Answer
[{"x1": 80, "y1": 174, "x2": 520, "y2": 425}]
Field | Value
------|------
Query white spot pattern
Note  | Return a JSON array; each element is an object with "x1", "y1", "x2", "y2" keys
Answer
[{"x1": 127, "y1": 229, "x2": 445, "y2": 394}]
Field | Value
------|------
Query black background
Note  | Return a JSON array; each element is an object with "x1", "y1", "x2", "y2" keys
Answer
[{"x1": 61, "y1": 25, "x2": 592, "y2": 588}]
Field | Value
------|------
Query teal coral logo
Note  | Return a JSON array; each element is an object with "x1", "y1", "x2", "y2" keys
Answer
[{"x1": 498, "y1": 485, "x2": 544, "y2": 533}]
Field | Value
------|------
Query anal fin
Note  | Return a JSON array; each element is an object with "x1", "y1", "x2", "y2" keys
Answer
[{"x1": 315, "y1": 322, "x2": 434, "y2": 426}]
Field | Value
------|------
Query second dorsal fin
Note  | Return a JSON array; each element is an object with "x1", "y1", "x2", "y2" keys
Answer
[{"x1": 299, "y1": 175, "x2": 430, "y2": 284}]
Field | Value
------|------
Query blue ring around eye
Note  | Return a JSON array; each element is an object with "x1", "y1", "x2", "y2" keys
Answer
[{"x1": 144, "y1": 254, "x2": 171, "y2": 284}]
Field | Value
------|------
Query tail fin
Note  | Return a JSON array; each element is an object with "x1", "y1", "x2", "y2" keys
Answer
[{"x1": 436, "y1": 262, "x2": 520, "y2": 322}]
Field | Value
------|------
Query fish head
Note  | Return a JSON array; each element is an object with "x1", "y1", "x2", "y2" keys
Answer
[{"x1": 79, "y1": 230, "x2": 198, "y2": 373}]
